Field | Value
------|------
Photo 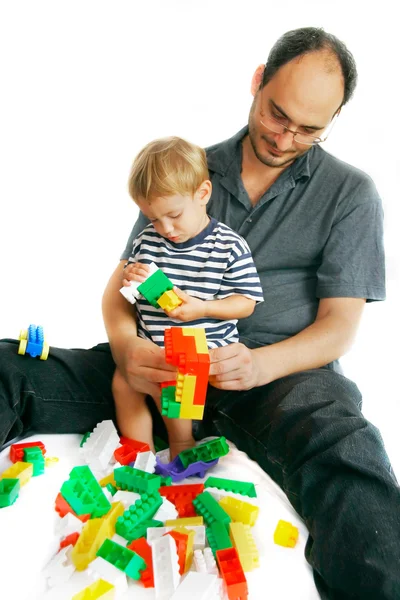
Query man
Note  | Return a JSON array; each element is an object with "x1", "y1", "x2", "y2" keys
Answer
[{"x1": 0, "y1": 27, "x2": 398, "y2": 599}]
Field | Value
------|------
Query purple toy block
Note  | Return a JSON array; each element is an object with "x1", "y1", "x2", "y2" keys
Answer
[{"x1": 154, "y1": 455, "x2": 218, "y2": 482}]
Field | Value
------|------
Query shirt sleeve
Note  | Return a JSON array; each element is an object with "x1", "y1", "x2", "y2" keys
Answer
[
  {"x1": 316, "y1": 176, "x2": 386, "y2": 302},
  {"x1": 120, "y1": 212, "x2": 150, "y2": 260},
  {"x1": 217, "y1": 238, "x2": 264, "y2": 303}
]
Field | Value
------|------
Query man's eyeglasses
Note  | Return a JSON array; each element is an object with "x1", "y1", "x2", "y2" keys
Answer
[{"x1": 259, "y1": 86, "x2": 339, "y2": 146}]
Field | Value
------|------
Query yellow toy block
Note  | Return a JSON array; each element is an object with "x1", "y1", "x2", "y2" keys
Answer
[
  {"x1": 102, "y1": 501, "x2": 125, "y2": 537},
  {"x1": 98, "y1": 472, "x2": 116, "y2": 487},
  {"x1": 157, "y1": 290, "x2": 182, "y2": 312},
  {"x1": 72, "y1": 579, "x2": 115, "y2": 600},
  {"x1": 1, "y1": 461, "x2": 33, "y2": 486},
  {"x1": 229, "y1": 522, "x2": 259, "y2": 571},
  {"x1": 177, "y1": 373, "x2": 204, "y2": 419},
  {"x1": 166, "y1": 516, "x2": 204, "y2": 527},
  {"x1": 172, "y1": 526, "x2": 195, "y2": 572},
  {"x1": 273, "y1": 520, "x2": 299, "y2": 548},
  {"x1": 219, "y1": 496, "x2": 259, "y2": 527},
  {"x1": 182, "y1": 328, "x2": 209, "y2": 354},
  {"x1": 71, "y1": 517, "x2": 110, "y2": 570}
]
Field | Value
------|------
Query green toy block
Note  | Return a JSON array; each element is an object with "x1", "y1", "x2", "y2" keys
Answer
[
  {"x1": 159, "y1": 475, "x2": 172, "y2": 487},
  {"x1": 60, "y1": 465, "x2": 111, "y2": 518},
  {"x1": 206, "y1": 521, "x2": 233, "y2": 556},
  {"x1": 137, "y1": 269, "x2": 173, "y2": 308},
  {"x1": 204, "y1": 476, "x2": 257, "y2": 498},
  {"x1": 80, "y1": 432, "x2": 91, "y2": 447},
  {"x1": 24, "y1": 446, "x2": 45, "y2": 476},
  {"x1": 106, "y1": 483, "x2": 117, "y2": 496},
  {"x1": 154, "y1": 435, "x2": 169, "y2": 453},
  {"x1": 114, "y1": 466, "x2": 161, "y2": 494},
  {"x1": 96, "y1": 538, "x2": 146, "y2": 580},
  {"x1": 178, "y1": 437, "x2": 230, "y2": 468},
  {"x1": 193, "y1": 491, "x2": 231, "y2": 527},
  {"x1": 116, "y1": 492, "x2": 163, "y2": 541},
  {"x1": 0, "y1": 478, "x2": 20, "y2": 508},
  {"x1": 120, "y1": 518, "x2": 164, "y2": 542},
  {"x1": 161, "y1": 393, "x2": 181, "y2": 418}
]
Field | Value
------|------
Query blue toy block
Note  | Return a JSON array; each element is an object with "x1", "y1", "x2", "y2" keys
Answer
[{"x1": 18, "y1": 324, "x2": 49, "y2": 360}]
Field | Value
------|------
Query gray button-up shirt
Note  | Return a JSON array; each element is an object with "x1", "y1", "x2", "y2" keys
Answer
[{"x1": 122, "y1": 126, "x2": 385, "y2": 352}]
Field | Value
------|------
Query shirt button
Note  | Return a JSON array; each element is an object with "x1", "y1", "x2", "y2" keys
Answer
[{"x1": 247, "y1": 218, "x2": 252, "y2": 222}]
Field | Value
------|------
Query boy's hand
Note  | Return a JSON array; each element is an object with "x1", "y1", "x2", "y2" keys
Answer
[
  {"x1": 166, "y1": 287, "x2": 206, "y2": 322},
  {"x1": 122, "y1": 262, "x2": 150, "y2": 287}
]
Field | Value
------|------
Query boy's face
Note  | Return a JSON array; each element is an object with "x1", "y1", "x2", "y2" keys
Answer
[{"x1": 136, "y1": 184, "x2": 210, "y2": 244}]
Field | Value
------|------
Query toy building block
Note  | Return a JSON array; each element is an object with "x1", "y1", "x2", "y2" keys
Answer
[
  {"x1": 114, "y1": 466, "x2": 161, "y2": 494},
  {"x1": 118, "y1": 518, "x2": 164, "y2": 543},
  {"x1": 81, "y1": 420, "x2": 120, "y2": 474},
  {"x1": 166, "y1": 516, "x2": 204, "y2": 527},
  {"x1": 24, "y1": 446, "x2": 45, "y2": 476},
  {"x1": 170, "y1": 571, "x2": 220, "y2": 600},
  {"x1": 161, "y1": 388, "x2": 181, "y2": 419},
  {"x1": 59, "y1": 532, "x2": 80, "y2": 551},
  {"x1": 182, "y1": 327, "x2": 209, "y2": 353},
  {"x1": 119, "y1": 261, "x2": 159, "y2": 305},
  {"x1": 155, "y1": 453, "x2": 219, "y2": 483},
  {"x1": 229, "y1": 522, "x2": 259, "y2": 571},
  {"x1": 88, "y1": 556, "x2": 128, "y2": 598},
  {"x1": 55, "y1": 512, "x2": 84, "y2": 537},
  {"x1": 134, "y1": 450, "x2": 156, "y2": 473},
  {"x1": 193, "y1": 491, "x2": 231, "y2": 528},
  {"x1": 205, "y1": 487, "x2": 259, "y2": 508},
  {"x1": 72, "y1": 579, "x2": 115, "y2": 600},
  {"x1": 99, "y1": 472, "x2": 117, "y2": 488},
  {"x1": 194, "y1": 547, "x2": 218, "y2": 575},
  {"x1": 114, "y1": 437, "x2": 150, "y2": 466},
  {"x1": 152, "y1": 534, "x2": 181, "y2": 599},
  {"x1": 9, "y1": 440, "x2": 46, "y2": 463},
  {"x1": 112, "y1": 490, "x2": 141, "y2": 508},
  {"x1": 71, "y1": 517, "x2": 111, "y2": 570},
  {"x1": 166, "y1": 530, "x2": 188, "y2": 575},
  {"x1": 0, "y1": 478, "x2": 20, "y2": 508},
  {"x1": 137, "y1": 268, "x2": 175, "y2": 308},
  {"x1": 157, "y1": 289, "x2": 182, "y2": 312},
  {"x1": 96, "y1": 538, "x2": 146, "y2": 580},
  {"x1": 55, "y1": 492, "x2": 91, "y2": 522},
  {"x1": 206, "y1": 521, "x2": 233, "y2": 557},
  {"x1": 60, "y1": 466, "x2": 112, "y2": 518},
  {"x1": 153, "y1": 497, "x2": 179, "y2": 522},
  {"x1": 18, "y1": 324, "x2": 49, "y2": 360},
  {"x1": 116, "y1": 492, "x2": 163, "y2": 542},
  {"x1": 127, "y1": 537, "x2": 154, "y2": 588},
  {"x1": 1, "y1": 461, "x2": 33, "y2": 486},
  {"x1": 216, "y1": 547, "x2": 248, "y2": 600},
  {"x1": 43, "y1": 546, "x2": 75, "y2": 588},
  {"x1": 147, "y1": 525, "x2": 205, "y2": 551},
  {"x1": 219, "y1": 496, "x2": 259, "y2": 527},
  {"x1": 178, "y1": 437, "x2": 230, "y2": 468},
  {"x1": 273, "y1": 519, "x2": 299, "y2": 548},
  {"x1": 176, "y1": 373, "x2": 204, "y2": 420},
  {"x1": 160, "y1": 482, "x2": 204, "y2": 518},
  {"x1": 204, "y1": 476, "x2": 257, "y2": 498}
]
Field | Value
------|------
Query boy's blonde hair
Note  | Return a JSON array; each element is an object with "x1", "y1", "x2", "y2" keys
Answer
[{"x1": 128, "y1": 136, "x2": 209, "y2": 202}]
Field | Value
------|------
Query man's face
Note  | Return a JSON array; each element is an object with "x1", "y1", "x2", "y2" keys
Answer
[
  {"x1": 248, "y1": 51, "x2": 345, "y2": 169},
  {"x1": 136, "y1": 191, "x2": 209, "y2": 244}
]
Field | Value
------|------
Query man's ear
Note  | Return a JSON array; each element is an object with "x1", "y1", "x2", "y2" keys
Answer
[
  {"x1": 250, "y1": 64, "x2": 265, "y2": 97},
  {"x1": 196, "y1": 179, "x2": 212, "y2": 206}
]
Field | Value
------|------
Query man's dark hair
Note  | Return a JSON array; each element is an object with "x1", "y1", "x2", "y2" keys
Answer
[{"x1": 262, "y1": 27, "x2": 357, "y2": 106}]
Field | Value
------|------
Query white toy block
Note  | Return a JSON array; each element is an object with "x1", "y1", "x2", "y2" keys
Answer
[
  {"x1": 148, "y1": 525, "x2": 205, "y2": 550},
  {"x1": 87, "y1": 556, "x2": 128, "y2": 598},
  {"x1": 43, "y1": 546, "x2": 75, "y2": 588},
  {"x1": 112, "y1": 533, "x2": 128, "y2": 547},
  {"x1": 156, "y1": 448, "x2": 171, "y2": 464},
  {"x1": 170, "y1": 571, "x2": 220, "y2": 600},
  {"x1": 112, "y1": 490, "x2": 141, "y2": 508},
  {"x1": 194, "y1": 548, "x2": 217, "y2": 575},
  {"x1": 134, "y1": 450, "x2": 157, "y2": 473},
  {"x1": 152, "y1": 534, "x2": 181, "y2": 599},
  {"x1": 119, "y1": 261, "x2": 159, "y2": 304},
  {"x1": 55, "y1": 512, "x2": 84, "y2": 537},
  {"x1": 102, "y1": 487, "x2": 115, "y2": 503},
  {"x1": 80, "y1": 420, "x2": 120, "y2": 473},
  {"x1": 153, "y1": 497, "x2": 179, "y2": 522},
  {"x1": 205, "y1": 486, "x2": 259, "y2": 506}
]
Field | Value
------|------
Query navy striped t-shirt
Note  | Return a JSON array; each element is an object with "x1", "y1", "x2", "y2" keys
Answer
[{"x1": 126, "y1": 217, "x2": 264, "y2": 348}]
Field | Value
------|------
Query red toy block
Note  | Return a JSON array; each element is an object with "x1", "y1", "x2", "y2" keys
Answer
[
  {"x1": 54, "y1": 493, "x2": 90, "y2": 522},
  {"x1": 160, "y1": 483, "x2": 204, "y2": 517},
  {"x1": 166, "y1": 530, "x2": 187, "y2": 575},
  {"x1": 59, "y1": 532, "x2": 80, "y2": 551},
  {"x1": 216, "y1": 547, "x2": 248, "y2": 600},
  {"x1": 127, "y1": 537, "x2": 154, "y2": 587},
  {"x1": 10, "y1": 441, "x2": 46, "y2": 463},
  {"x1": 114, "y1": 438, "x2": 150, "y2": 466}
]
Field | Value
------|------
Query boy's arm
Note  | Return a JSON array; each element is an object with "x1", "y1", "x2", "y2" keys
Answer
[{"x1": 204, "y1": 295, "x2": 256, "y2": 319}]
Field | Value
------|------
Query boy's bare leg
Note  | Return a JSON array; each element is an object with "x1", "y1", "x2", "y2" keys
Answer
[{"x1": 112, "y1": 368, "x2": 155, "y2": 452}]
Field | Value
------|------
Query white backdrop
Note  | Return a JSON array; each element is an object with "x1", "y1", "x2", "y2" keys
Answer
[{"x1": 1, "y1": 1, "x2": 399, "y2": 469}]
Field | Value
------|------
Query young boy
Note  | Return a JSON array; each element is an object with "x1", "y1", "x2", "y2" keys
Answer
[{"x1": 113, "y1": 136, "x2": 263, "y2": 459}]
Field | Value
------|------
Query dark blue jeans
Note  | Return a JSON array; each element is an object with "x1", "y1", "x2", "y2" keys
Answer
[{"x1": 0, "y1": 338, "x2": 399, "y2": 599}]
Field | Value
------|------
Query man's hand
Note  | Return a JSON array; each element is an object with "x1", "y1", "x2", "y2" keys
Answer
[
  {"x1": 208, "y1": 343, "x2": 264, "y2": 391},
  {"x1": 166, "y1": 287, "x2": 206, "y2": 322},
  {"x1": 121, "y1": 337, "x2": 176, "y2": 400}
]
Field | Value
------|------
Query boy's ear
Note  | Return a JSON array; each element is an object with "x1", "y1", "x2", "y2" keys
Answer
[{"x1": 196, "y1": 180, "x2": 212, "y2": 206}]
